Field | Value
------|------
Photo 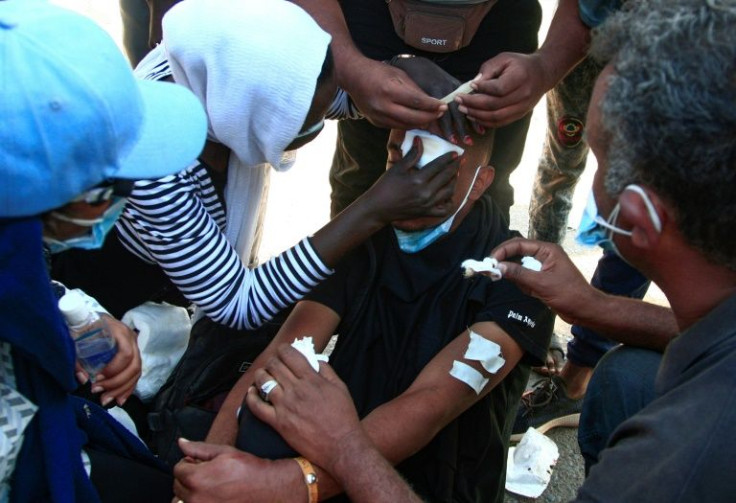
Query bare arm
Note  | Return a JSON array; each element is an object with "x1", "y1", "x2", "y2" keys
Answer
[
  {"x1": 309, "y1": 140, "x2": 460, "y2": 267},
  {"x1": 248, "y1": 345, "x2": 423, "y2": 503},
  {"x1": 205, "y1": 301, "x2": 340, "y2": 445},
  {"x1": 492, "y1": 237, "x2": 677, "y2": 351},
  {"x1": 254, "y1": 321, "x2": 524, "y2": 500}
]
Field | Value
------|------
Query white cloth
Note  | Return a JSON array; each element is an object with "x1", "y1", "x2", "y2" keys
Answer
[
  {"x1": 506, "y1": 427, "x2": 559, "y2": 498},
  {"x1": 163, "y1": 0, "x2": 332, "y2": 266},
  {"x1": 122, "y1": 302, "x2": 191, "y2": 401}
]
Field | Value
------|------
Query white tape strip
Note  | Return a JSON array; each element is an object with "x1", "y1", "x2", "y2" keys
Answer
[
  {"x1": 440, "y1": 80, "x2": 475, "y2": 104},
  {"x1": 450, "y1": 360, "x2": 488, "y2": 395},
  {"x1": 465, "y1": 330, "x2": 505, "y2": 373}
]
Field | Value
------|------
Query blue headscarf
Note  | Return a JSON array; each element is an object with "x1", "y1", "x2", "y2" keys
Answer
[{"x1": 0, "y1": 217, "x2": 98, "y2": 502}]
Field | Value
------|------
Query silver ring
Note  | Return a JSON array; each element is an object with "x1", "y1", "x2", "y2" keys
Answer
[{"x1": 259, "y1": 379, "x2": 279, "y2": 402}]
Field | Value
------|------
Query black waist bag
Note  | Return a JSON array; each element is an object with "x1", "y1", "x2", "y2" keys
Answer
[{"x1": 146, "y1": 315, "x2": 281, "y2": 467}]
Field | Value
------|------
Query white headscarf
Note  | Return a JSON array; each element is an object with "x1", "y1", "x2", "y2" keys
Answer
[
  {"x1": 162, "y1": 0, "x2": 331, "y2": 169},
  {"x1": 161, "y1": 0, "x2": 331, "y2": 271}
]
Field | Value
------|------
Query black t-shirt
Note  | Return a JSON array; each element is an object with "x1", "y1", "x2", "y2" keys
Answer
[
  {"x1": 340, "y1": 0, "x2": 542, "y2": 81},
  {"x1": 307, "y1": 195, "x2": 553, "y2": 503}
]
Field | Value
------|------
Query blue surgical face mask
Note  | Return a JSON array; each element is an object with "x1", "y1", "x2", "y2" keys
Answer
[
  {"x1": 576, "y1": 185, "x2": 661, "y2": 256},
  {"x1": 44, "y1": 197, "x2": 127, "y2": 254},
  {"x1": 394, "y1": 167, "x2": 481, "y2": 253}
]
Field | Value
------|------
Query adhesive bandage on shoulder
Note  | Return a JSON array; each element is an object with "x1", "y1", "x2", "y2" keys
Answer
[
  {"x1": 400, "y1": 129, "x2": 464, "y2": 168},
  {"x1": 464, "y1": 330, "x2": 505, "y2": 373},
  {"x1": 450, "y1": 360, "x2": 488, "y2": 394}
]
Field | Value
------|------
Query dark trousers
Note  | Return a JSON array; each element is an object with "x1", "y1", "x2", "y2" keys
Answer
[{"x1": 578, "y1": 346, "x2": 661, "y2": 474}]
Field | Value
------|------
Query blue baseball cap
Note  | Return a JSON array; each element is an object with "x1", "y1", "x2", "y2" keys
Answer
[{"x1": 0, "y1": 0, "x2": 208, "y2": 217}]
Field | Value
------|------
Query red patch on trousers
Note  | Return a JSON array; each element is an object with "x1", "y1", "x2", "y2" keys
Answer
[{"x1": 556, "y1": 116, "x2": 584, "y2": 148}]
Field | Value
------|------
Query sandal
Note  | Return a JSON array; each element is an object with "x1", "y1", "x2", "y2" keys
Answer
[{"x1": 532, "y1": 335, "x2": 566, "y2": 377}]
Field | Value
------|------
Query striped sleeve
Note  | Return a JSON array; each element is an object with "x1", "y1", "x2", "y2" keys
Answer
[
  {"x1": 115, "y1": 164, "x2": 333, "y2": 330},
  {"x1": 324, "y1": 88, "x2": 363, "y2": 120}
]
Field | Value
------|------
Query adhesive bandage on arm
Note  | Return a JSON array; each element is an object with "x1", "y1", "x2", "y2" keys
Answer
[
  {"x1": 464, "y1": 330, "x2": 505, "y2": 373},
  {"x1": 449, "y1": 360, "x2": 488, "y2": 395}
]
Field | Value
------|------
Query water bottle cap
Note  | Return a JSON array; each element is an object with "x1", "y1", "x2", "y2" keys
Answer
[{"x1": 58, "y1": 290, "x2": 92, "y2": 326}]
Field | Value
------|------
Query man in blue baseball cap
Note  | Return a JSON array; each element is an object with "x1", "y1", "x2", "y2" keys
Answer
[{"x1": 0, "y1": 0, "x2": 207, "y2": 500}]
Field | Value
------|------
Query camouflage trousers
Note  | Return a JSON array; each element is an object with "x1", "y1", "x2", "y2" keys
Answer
[{"x1": 528, "y1": 57, "x2": 604, "y2": 243}]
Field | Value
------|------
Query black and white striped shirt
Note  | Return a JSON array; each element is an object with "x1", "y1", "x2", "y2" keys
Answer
[{"x1": 115, "y1": 54, "x2": 334, "y2": 330}]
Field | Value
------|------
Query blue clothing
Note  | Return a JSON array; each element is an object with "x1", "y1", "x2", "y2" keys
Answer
[
  {"x1": 0, "y1": 218, "x2": 96, "y2": 503},
  {"x1": 0, "y1": 219, "x2": 168, "y2": 502},
  {"x1": 578, "y1": 0, "x2": 624, "y2": 28},
  {"x1": 576, "y1": 293, "x2": 736, "y2": 502}
]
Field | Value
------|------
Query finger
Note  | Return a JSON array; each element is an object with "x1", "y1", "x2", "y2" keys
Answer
[
  {"x1": 495, "y1": 261, "x2": 536, "y2": 293},
  {"x1": 377, "y1": 102, "x2": 445, "y2": 130},
  {"x1": 245, "y1": 385, "x2": 277, "y2": 425},
  {"x1": 275, "y1": 345, "x2": 320, "y2": 378},
  {"x1": 393, "y1": 136, "x2": 423, "y2": 171},
  {"x1": 437, "y1": 108, "x2": 455, "y2": 144},
  {"x1": 75, "y1": 362, "x2": 89, "y2": 385},
  {"x1": 448, "y1": 104, "x2": 469, "y2": 145},
  {"x1": 420, "y1": 151, "x2": 461, "y2": 185},
  {"x1": 178, "y1": 438, "x2": 230, "y2": 461},
  {"x1": 264, "y1": 351, "x2": 299, "y2": 391},
  {"x1": 490, "y1": 237, "x2": 544, "y2": 262}
]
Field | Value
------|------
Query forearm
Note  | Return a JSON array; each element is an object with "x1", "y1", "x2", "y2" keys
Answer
[
  {"x1": 289, "y1": 0, "x2": 364, "y2": 88},
  {"x1": 571, "y1": 292, "x2": 677, "y2": 352},
  {"x1": 330, "y1": 430, "x2": 423, "y2": 503},
  {"x1": 309, "y1": 196, "x2": 384, "y2": 267},
  {"x1": 535, "y1": 0, "x2": 590, "y2": 90}
]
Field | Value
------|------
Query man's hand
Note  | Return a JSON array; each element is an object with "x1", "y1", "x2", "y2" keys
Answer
[
  {"x1": 360, "y1": 134, "x2": 460, "y2": 223},
  {"x1": 173, "y1": 439, "x2": 301, "y2": 503},
  {"x1": 491, "y1": 237, "x2": 603, "y2": 325},
  {"x1": 83, "y1": 314, "x2": 142, "y2": 407},
  {"x1": 389, "y1": 56, "x2": 477, "y2": 144},
  {"x1": 456, "y1": 52, "x2": 551, "y2": 129},
  {"x1": 342, "y1": 57, "x2": 446, "y2": 129},
  {"x1": 246, "y1": 345, "x2": 364, "y2": 474}
]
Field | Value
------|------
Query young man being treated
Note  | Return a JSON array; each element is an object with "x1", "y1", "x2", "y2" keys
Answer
[
  {"x1": 171, "y1": 86, "x2": 554, "y2": 503},
  {"x1": 195, "y1": 1, "x2": 735, "y2": 502}
]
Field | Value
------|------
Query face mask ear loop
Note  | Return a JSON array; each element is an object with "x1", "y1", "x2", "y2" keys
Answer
[
  {"x1": 593, "y1": 204, "x2": 633, "y2": 237},
  {"x1": 624, "y1": 184, "x2": 662, "y2": 233},
  {"x1": 49, "y1": 212, "x2": 104, "y2": 227}
]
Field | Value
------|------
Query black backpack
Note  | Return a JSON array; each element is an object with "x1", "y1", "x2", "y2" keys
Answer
[{"x1": 145, "y1": 315, "x2": 281, "y2": 467}]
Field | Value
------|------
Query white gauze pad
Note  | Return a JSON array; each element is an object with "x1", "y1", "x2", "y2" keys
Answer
[
  {"x1": 291, "y1": 336, "x2": 329, "y2": 372},
  {"x1": 449, "y1": 360, "x2": 488, "y2": 395},
  {"x1": 461, "y1": 257, "x2": 502, "y2": 281},
  {"x1": 401, "y1": 129, "x2": 464, "y2": 168},
  {"x1": 464, "y1": 330, "x2": 505, "y2": 373}
]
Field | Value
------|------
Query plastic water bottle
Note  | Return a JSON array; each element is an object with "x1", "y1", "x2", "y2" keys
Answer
[{"x1": 58, "y1": 290, "x2": 117, "y2": 380}]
